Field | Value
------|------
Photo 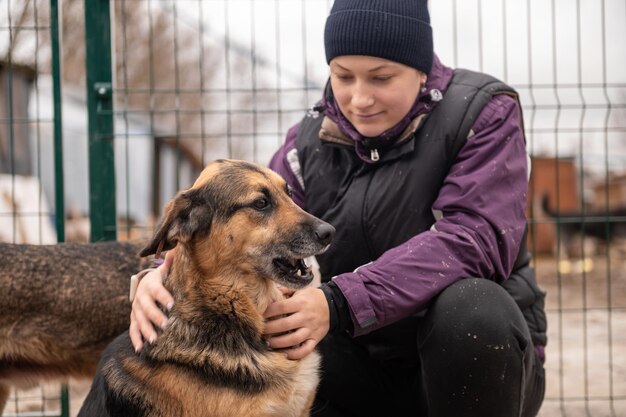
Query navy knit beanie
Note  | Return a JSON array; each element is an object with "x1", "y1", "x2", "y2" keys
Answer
[{"x1": 324, "y1": 0, "x2": 433, "y2": 74}]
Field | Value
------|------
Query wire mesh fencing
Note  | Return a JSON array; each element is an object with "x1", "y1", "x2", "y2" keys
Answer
[
  {"x1": 1, "y1": 0, "x2": 625, "y2": 416},
  {"x1": 0, "y1": 0, "x2": 68, "y2": 415}
]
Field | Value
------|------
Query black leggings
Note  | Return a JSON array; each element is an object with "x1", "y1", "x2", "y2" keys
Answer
[{"x1": 310, "y1": 278, "x2": 545, "y2": 417}]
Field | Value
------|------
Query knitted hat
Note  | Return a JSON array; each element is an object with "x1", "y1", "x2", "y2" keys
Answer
[{"x1": 324, "y1": 0, "x2": 433, "y2": 74}]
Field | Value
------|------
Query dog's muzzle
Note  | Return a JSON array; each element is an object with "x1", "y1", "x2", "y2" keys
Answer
[{"x1": 271, "y1": 220, "x2": 335, "y2": 289}]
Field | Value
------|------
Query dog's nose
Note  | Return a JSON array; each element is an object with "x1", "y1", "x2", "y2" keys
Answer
[{"x1": 315, "y1": 222, "x2": 335, "y2": 246}]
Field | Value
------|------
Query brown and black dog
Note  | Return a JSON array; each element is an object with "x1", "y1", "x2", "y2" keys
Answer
[
  {"x1": 78, "y1": 159, "x2": 335, "y2": 417},
  {"x1": 0, "y1": 240, "x2": 145, "y2": 413},
  {"x1": 541, "y1": 194, "x2": 626, "y2": 259}
]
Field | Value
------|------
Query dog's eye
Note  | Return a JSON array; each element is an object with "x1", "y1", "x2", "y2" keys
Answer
[
  {"x1": 253, "y1": 197, "x2": 270, "y2": 210},
  {"x1": 286, "y1": 186, "x2": 293, "y2": 198}
]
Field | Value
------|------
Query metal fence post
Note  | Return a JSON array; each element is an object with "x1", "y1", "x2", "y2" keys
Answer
[
  {"x1": 50, "y1": 0, "x2": 64, "y2": 244},
  {"x1": 50, "y1": 0, "x2": 71, "y2": 414},
  {"x1": 84, "y1": 0, "x2": 116, "y2": 242}
]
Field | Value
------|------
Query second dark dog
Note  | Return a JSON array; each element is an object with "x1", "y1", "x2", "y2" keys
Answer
[
  {"x1": 0, "y1": 241, "x2": 145, "y2": 413},
  {"x1": 541, "y1": 194, "x2": 626, "y2": 259}
]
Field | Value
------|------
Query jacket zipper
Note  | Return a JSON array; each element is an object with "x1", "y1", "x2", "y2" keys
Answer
[{"x1": 370, "y1": 149, "x2": 380, "y2": 162}]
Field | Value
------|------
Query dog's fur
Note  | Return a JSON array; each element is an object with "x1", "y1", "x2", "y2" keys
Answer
[
  {"x1": 0, "y1": 241, "x2": 145, "y2": 412},
  {"x1": 541, "y1": 194, "x2": 626, "y2": 258},
  {"x1": 78, "y1": 159, "x2": 334, "y2": 417}
]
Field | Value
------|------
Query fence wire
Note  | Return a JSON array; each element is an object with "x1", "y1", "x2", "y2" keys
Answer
[
  {"x1": 1, "y1": 0, "x2": 625, "y2": 416},
  {"x1": 0, "y1": 0, "x2": 67, "y2": 415}
]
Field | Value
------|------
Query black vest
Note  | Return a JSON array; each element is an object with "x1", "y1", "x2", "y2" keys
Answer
[{"x1": 296, "y1": 69, "x2": 547, "y2": 349}]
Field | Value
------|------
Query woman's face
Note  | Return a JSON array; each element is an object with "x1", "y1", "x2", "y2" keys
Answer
[{"x1": 329, "y1": 55, "x2": 425, "y2": 137}]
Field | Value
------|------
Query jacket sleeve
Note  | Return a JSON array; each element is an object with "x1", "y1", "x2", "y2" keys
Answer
[
  {"x1": 268, "y1": 123, "x2": 306, "y2": 209},
  {"x1": 332, "y1": 94, "x2": 530, "y2": 337}
]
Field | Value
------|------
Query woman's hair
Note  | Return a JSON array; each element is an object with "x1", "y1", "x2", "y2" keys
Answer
[{"x1": 324, "y1": 0, "x2": 433, "y2": 74}]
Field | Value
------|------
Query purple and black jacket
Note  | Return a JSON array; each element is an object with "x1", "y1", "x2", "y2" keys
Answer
[{"x1": 269, "y1": 55, "x2": 546, "y2": 360}]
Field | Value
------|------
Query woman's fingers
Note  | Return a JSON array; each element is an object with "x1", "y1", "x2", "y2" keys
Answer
[
  {"x1": 262, "y1": 288, "x2": 330, "y2": 360},
  {"x1": 129, "y1": 310, "x2": 144, "y2": 352},
  {"x1": 265, "y1": 324, "x2": 319, "y2": 361},
  {"x1": 148, "y1": 268, "x2": 175, "y2": 313},
  {"x1": 137, "y1": 291, "x2": 169, "y2": 330},
  {"x1": 266, "y1": 326, "x2": 310, "y2": 349},
  {"x1": 161, "y1": 249, "x2": 175, "y2": 271},
  {"x1": 284, "y1": 339, "x2": 318, "y2": 360},
  {"x1": 264, "y1": 311, "x2": 298, "y2": 335},
  {"x1": 275, "y1": 284, "x2": 295, "y2": 298},
  {"x1": 128, "y1": 268, "x2": 173, "y2": 348},
  {"x1": 132, "y1": 298, "x2": 159, "y2": 345},
  {"x1": 263, "y1": 297, "x2": 295, "y2": 320},
  {"x1": 150, "y1": 287, "x2": 174, "y2": 325}
]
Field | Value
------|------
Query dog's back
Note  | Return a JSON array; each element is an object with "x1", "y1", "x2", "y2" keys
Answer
[
  {"x1": 541, "y1": 194, "x2": 626, "y2": 243},
  {"x1": 80, "y1": 325, "x2": 320, "y2": 417},
  {"x1": 0, "y1": 241, "x2": 144, "y2": 408},
  {"x1": 78, "y1": 332, "x2": 155, "y2": 417}
]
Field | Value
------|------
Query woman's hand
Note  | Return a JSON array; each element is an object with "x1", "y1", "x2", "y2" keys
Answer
[
  {"x1": 129, "y1": 250, "x2": 175, "y2": 352},
  {"x1": 263, "y1": 287, "x2": 330, "y2": 360}
]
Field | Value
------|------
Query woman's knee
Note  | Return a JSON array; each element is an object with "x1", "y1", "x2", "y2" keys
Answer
[{"x1": 418, "y1": 278, "x2": 531, "y2": 354}]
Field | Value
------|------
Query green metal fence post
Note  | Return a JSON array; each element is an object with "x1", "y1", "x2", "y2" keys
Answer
[
  {"x1": 50, "y1": 0, "x2": 70, "y2": 414},
  {"x1": 50, "y1": 0, "x2": 64, "y2": 244},
  {"x1": 59, "y1": 385, "x2": 70, "y2": 417},
  {"x1": 84, "y1": 0, "x2": 116, "y2": 242}
]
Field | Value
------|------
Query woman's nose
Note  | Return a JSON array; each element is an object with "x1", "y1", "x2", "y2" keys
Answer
[{"x1": 351, "y1": 82, "x2": 375, "y2": 108}]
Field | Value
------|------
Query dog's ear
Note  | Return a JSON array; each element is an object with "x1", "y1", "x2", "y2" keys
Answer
[{"x1": 139, "y1": 188, "x2": 213, "y2": 257}]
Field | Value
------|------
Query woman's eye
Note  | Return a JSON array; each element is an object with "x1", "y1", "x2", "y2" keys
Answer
[
  {"x1": 253, "y1": 198, "x2": 270, "y2": 210},
  {"x1": 374, "y1": 75, "x2": 392, "y2": 82},
  {"x1": 335, "y1": 74, "x2": 352, "y2": 81}
]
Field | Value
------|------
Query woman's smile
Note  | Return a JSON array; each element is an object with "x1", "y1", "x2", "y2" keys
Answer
[{"x1": 354, "y1": 111, "x2": 384, "y2": 120}]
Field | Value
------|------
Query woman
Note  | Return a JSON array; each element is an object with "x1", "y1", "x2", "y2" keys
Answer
[{"x1": 129, "y1": 1, "x2": 546, "y2": 415}]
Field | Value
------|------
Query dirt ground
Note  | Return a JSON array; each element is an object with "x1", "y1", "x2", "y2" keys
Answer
[
  {"x1": 535, "y1": 254, "x2": 626, "y2": 417},
  {"x1": 3, "y1": 254, "x2": 625, "y2": 417}
]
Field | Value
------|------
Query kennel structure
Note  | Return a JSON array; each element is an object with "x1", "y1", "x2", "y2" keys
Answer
[{"x1": 1, "y1": 0, "x2": 625, "y2": 416}]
